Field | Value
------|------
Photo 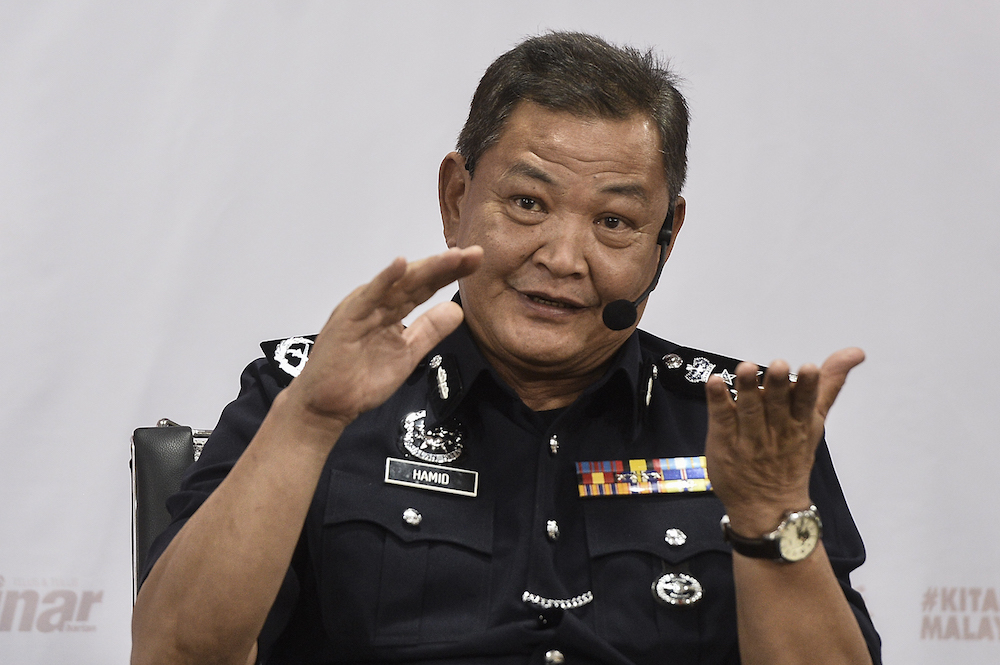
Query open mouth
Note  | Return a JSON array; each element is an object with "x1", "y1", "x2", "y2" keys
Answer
[{"x1": 527, "y1": 294, "x2": 581, "y2": 309}]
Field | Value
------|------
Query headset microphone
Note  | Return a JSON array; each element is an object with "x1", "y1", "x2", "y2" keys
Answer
[{"x1": 601, "y1": 204, "x2": 675, "y2": 331}]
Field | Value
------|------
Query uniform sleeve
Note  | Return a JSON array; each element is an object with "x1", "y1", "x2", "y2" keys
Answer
[
  {"x1": 810, "y1": 438, "x2": 882, "y2": 664},
  {"x1": 137, "y1": 358, "x2": 301, "y2": 660}
]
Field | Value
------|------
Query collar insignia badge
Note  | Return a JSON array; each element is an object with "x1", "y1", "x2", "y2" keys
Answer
[
  {"x1": 717, "y1": 368, "x2": 737, "y2": 386},
  {"x1": 661, "y1": 350, "x2": 797, "y2": 402},
  {"x1": 684, "y1": 357, "x2": 716, "y2": 384},
  {"x1": 652, "y1": 572, "x2": 703, "y2": 606},
  {"x1": 273, "y1": 336, "x2": 314, "y2": 378},
  {"x1": 428, "y1": 355, "x2": 450, "y2": 400},
  {"x1": 399, "y1": 410, "x2": 464, "y2": 464},
  {"x1": 645, "y1": 364, "x2": 657, "y2": 406},
  {"x1": 576, "y1": 457, "x2": 712, "y2": 497}
]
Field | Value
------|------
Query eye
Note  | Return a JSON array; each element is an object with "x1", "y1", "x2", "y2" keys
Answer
[
  {"x1": 597, "y1": 216, "x2": 626, "y2": 230},
  {"x1": 594, "y1": 214, "x2": 643, "y2": 249},
  {"x1": 513, "y1": 196, "x2": 543, "y2": 212}
]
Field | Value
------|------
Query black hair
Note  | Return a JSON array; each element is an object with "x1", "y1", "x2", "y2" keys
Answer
[{"x1": 457, "y1": 31, "x2": 689, "y2": 200}]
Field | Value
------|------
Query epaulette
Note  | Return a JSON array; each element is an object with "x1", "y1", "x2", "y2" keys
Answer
[
  {"x1": 261, "y1": 334, "x2": 318, "y2": 388},
  {"x1": 260, "y1": 333, "x2": 789, "y2": 399},
  {"x1": 645, "y1": 334, "x2": 789, "y2": 401}
]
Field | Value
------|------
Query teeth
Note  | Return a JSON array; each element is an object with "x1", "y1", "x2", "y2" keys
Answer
[{"x1": 530, "y1": 295, "x2": 570, "y2": 308}]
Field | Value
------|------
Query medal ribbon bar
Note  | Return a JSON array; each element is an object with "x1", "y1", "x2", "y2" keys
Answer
[{"x1": 575, "y1": 456, "x2": 712, "y2": 497}]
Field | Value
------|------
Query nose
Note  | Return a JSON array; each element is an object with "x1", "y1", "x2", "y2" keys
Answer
[{"x1": 532, "y1": 217, "x2": 589, "y2": 279}]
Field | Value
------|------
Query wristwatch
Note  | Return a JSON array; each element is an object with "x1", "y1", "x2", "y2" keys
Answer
[{"x1": 720, "y1": 505, "x2": 822, "y2": 562}]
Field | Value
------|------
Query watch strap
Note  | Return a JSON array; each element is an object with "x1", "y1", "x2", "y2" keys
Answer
[
  {"x1": 720, "y1": 514, "x2": 782, "y2": 559},
  {"x1": 720, "y1": 506, "x2": 821, "y2": 561}
]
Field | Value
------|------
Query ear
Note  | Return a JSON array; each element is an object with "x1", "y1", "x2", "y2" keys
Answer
[
  {"x1": 662, "y1": 196, "x2": 686, "y2": 261},
  {"x1": 438, "y1": 152, "x2": 469, "y2": 248}
]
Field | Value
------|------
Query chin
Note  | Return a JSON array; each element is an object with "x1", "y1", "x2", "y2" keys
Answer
[{"x1": 504, "y1": 335, "x2": 587, "y2": 369}]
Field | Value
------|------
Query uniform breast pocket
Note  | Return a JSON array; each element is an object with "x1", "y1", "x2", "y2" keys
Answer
[
  {"x1": 318, "y1": 469, "x2": 495, "y2": 647},
  {"x1": 583, "y1": 495, "x2": 738, "y2": 663}
]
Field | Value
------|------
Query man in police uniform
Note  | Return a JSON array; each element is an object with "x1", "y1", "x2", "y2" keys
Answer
[{"x1": 132, "y1": 33, "x2": 880, "y2": 665}]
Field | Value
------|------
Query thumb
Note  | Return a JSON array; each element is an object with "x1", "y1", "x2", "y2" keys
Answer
[
  {"x1": 402, "y1": 301, "x2": 466, "y2": 361},
  {"x1": 815, "y1": 347, "x2": 865, "y2": 419}
]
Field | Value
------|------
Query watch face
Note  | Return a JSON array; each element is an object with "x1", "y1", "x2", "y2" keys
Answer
[{"x1": 777, "y1": 511, "x2": 821, "y2": 562}]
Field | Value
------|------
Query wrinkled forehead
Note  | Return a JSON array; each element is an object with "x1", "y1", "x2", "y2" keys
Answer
[
  {"x1": 482, "y1": 103, "x2": 670, "y2": 202},
  {"x1": 490, "y1": 101, "x2": 670, "y2": 191}
]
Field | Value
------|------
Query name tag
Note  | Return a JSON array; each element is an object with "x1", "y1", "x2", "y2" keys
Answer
[{"x1": 384, "y1": 457, "x2": 479, "y2": 497}]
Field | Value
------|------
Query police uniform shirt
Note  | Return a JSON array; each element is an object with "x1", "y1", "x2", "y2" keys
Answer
[{"x1": 142, "y1": 324, "x2": 881, "y2": 664}]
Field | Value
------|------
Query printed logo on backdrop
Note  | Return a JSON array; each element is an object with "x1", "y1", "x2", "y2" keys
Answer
[
  {"x1": 0, "y1": 575, "x2": 103, "y2": 633},
  {"x1": 921, "y1": 586, "x2": 1000, "y2": 641}
]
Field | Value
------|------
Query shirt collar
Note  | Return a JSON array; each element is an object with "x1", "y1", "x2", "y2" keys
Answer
[
  {"x1": 422, "y1": 322, "x2": 493, "y2": 427},
  {"x1": 422, "y1": 322, "x2": 651, "y2": 442}
]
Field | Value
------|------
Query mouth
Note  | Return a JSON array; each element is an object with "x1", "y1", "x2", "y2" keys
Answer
[{"x1": 521, "y1": 291, "x2": 587, "y2": 310}]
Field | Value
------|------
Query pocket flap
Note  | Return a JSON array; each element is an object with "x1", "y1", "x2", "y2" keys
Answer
[
  {"x1": 584, "y1": 494, "x2": 730, "y2": 564},
  {"x1": 323, "y1": 468, "x2": 494, "y2": 554}
]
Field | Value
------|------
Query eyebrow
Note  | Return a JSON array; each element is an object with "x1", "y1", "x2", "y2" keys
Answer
[
  {"x1": 502, "y1": 161, "x2": 650, "y2": 203},
  {"x1": 502, "y1": 161, "x2": 554, "y2": 184},
  {"x1": 601, "y1": 182, "x2": 649, "y2": 203}
]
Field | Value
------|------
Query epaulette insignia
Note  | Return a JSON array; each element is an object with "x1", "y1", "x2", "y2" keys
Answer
[
  {"x1": 657, "y1": 345, "x2": 794, "y2": 400},
  {"x1": 260, "y1": 335, "x2": 318, "y2": 387}
]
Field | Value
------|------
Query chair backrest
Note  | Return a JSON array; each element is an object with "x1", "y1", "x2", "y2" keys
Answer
[{"x1": 130, "y1": 420, "x2": 211, "y2": 599}]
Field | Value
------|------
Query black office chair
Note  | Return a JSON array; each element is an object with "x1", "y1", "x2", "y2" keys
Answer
[{"x1": 130, "y1": 419, "x2": 211, "y2": 599}]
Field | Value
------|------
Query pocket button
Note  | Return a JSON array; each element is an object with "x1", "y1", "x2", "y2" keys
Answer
[
  {"x1": 402, "y1": 507, "x2": 422, "y2": 527},
  {"x1": 664, "y1": 528, "x2": 687, "y2": 546}
]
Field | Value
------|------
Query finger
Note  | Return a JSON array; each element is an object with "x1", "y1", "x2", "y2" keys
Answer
[
  {"x1": 389, "y1": 246, "x2": 483, "y2": 314},
  {"x1": 362, "y1": 256, "x2": 409, "y2": 301},
  {"x1": 339, "y1": 256, "x2": 409, "y2": 323},
  {"x1": 761, "y1": 358, "x2": 792, "y2": 421},
  {"x1": 366, "y1": 246, "x2": 482, "y2": 325},
  {"x1": 313, "y1": 257, "x2": 408, "y2": 339},
  {"x1": 815, "y1": 347, "x2": 865, "y2": 418},
  {"x1": 733, "y1": 361, "x2": 767, "y2": 437},
  {"x1": 401, "y1": 301, "x2": 466, "y2": 362},
  {"x1": 349, "y1": 247, "x2": 482, "y2": 326},
  {"x1": 788, "y1": 363, "x2": 819, "y2": 422},
  {"x1": 704, "y1": 374, "x2": 737, "y2": 445}
]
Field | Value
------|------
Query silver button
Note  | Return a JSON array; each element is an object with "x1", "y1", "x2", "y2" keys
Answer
[
  {"x1": 544, "y1": 649, "x2": 565, "y2": 664},
  {"x1": 549, "y1": 434, "x2": 559, "y2": 455},
  {"x1": 546, "y1": 519, "x2": 560, "y2": 541},
  {"x1": 664, "y1": 528, "x2": 687, "y2": 546},
  {"x1": 402, "y1": 508, "x2": 422, "y2": 526},
  {"x1": 663, "y1": 353, "x2": 683, "y2": 369}
]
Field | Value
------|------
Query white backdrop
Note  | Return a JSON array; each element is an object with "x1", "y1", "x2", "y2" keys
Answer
[{"x1": 2, "y1": 1, "x2": 999, "y2": 662}]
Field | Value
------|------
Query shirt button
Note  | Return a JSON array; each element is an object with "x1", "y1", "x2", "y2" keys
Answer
[
  {"x1": 545, "y1": 649, "x2": 565, "y2": 664},
  {"x1": 546, "y1": 519, "x2": 560, "y2": 541},
  {"x1": 664, "y1": 528, "x2": 687, "y2": 546},
  {"x1": 402, "y1": 508, "x2": 422, "y2": 526}
]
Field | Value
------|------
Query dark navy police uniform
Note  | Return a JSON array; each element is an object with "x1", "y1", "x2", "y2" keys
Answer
[{"x1": 143, "y1": 324, "x2": 881, "y2": 664}]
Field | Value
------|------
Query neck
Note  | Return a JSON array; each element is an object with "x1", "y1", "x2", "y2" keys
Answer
[{"x1": 485, "y1": 353, "x2": 612, "y2": 411}]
